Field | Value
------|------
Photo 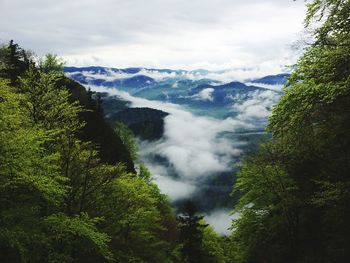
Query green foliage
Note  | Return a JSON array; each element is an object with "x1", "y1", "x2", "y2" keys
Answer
[
  {"x1": 178, "y1": 201, "x2": 226, "y2": 263},
  {"x1": 114, "y1": 121, "x2": 138, "y2": 161},
  {"x1": 233, "y1": 153, "x2": 298, "y2": 213},
  {"x1": 0, "y1": 79, "x2": 67, "y2": 204},
  {"x1": 178, "y1": 201, "x2": 206, "y2": 263},
  {"x1": 230, "y1": 1, "x2": 350, "y2": 262},
  {"x1": 202, "y1": 224, "x2": 226, "y2": 263},
  {"x1": 230, "y1": 147, "x2": 301, "y2": 263},
  {"x1": 230, "y1": 210, "x2": 262, "y2": 263},
  {"x1": 0, "y1": 40, "x2": 34, "y2": 86},
  {"x1": 44, "y1": 213, "x2": 113, "y2": 262},
  {"x1": 69, "y1": 88, "x2": 135, "y2": 171},
  {"x1": 39, "y1": 53, "x2": 65, "y2": 75},
  {"x1": 93, "y1": 172, "x2": 177, "y2": 262},
  {"x1": 18, "y1": 66, "x2": 82, "y2": 132},
  {"x1": 138, "y1": 163, "x2": 153, "y2": 183},
  {"x1": 0, "y1": 79, "x2": 66, "y2": 262},
  {"x1": 0, "y1": 41, "x2": 181, "y2": 263}
]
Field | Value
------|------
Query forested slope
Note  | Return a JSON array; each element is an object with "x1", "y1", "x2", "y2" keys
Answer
[
  {"x1": 0, "y1": 0, "x2": 349, "y2": 262},
  {"x1": 229, "y1": 0, "x2": 350, "y2": 262},
  {"x1": 0, "y1": 42, "x2": 228, "y2": 263},
  {"x1": 0, "y1": 42, "x2": 177, "y2": 262}
]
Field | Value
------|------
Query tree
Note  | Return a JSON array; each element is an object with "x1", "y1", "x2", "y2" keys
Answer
[
  {"x1": 0, "y1": 47, "x2": 114, "y2": 262},
  {"x1": 202, "y1": 224, "x2": 226, "y2": 263},
  {"x1": 93, "y1": 172, "x2": 172, "y2": 262},
  {"x1": 0, "y1": 79, "x2": 66, "y2": 262},
  {"x1": 230, "y1": 151, "x2": 300, "y2": 263},
  {"x1": 178, "y1": 201, "x2": 208, "y2": 263},
  {"x1": 230, "y1": 0, "x2": 350, "y2": 262},
  {"x1": 18, "y1": 66, "x2": 82, "y2": 132},
  {"x1": 39, "y1": 53, "x2": 65, "y2": 75},
  {"x1": 114, "y1": 122, "x2": 138, "y2": 161},
  {"x1": 0, "y1": 40, "x2": 34, "y2": 86}
]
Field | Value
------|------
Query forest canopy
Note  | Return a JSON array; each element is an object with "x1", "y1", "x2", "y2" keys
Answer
[
  {"x1": 229, "y1": 0, "x2": 350, "y2": 262},
  {"x1": 0, "y1": 0, "x2": 349, "y2": 262},
  {"x1": 0, "y1": 40, "x2": 228, "y2": 263}
]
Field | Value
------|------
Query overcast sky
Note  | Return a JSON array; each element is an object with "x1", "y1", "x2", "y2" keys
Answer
[{"x1": 0, "y1": 0, "x2": 307, "y2": 70}]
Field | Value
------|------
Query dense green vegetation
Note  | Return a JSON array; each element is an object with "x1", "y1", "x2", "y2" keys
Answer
[
  {"x1": 229, "y1": 0, "x2": 350, "y2": 262},
  {"x1": 1, "y1": 0, "x2": 349, "y2": 262},
  {"x1": 0, "y1": 41, "x2": 226, "y2": 262},
  {"x1": 110, "y1": 107, "x2": 169, "y2": 141}
]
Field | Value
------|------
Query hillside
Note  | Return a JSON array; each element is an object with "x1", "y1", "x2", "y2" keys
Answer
[
  {"x1": 109, "y1": 107, "x2": 169, "y2": 140},
  {"x1": 56, "y1": 77, "x2": 135, "y2": 172}
]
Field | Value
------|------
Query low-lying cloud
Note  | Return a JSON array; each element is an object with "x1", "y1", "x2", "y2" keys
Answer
[
  {"x1": 89, "y1": 85, "x2": 280, "y2": 201},
  {"x1": 233, "y1": 90, "x2": 281, "y2": 122},
  {"x1": 245, "y1": 82, "x2": 284, "y2": 92},
  {"x1": 139, "y1": 161, "x2": 197, "y2": 200},
  {"x1": 193, "y1": 88, "x2": 215, "y2": 101},
  {"x1": 68, "y1": 67, "x2": 291, "y2": 85},
  {"x1": 205, "y1": 209, "x2": 241, "y2": 236},
  {"x1": 88, "y1": 83, "x2": 281, "y2": 233}
]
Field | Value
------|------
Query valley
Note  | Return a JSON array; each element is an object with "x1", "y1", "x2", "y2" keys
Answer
[{"x1": 66, "y1": 66, "x2": 288, "y2": 234}]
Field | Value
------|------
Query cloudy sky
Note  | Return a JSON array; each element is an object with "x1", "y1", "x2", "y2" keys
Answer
[{"x1": 0, "y1": 0, "x2": 306, "y2": 70}]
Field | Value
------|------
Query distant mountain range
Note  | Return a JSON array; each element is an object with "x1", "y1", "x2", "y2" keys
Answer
[
  {"x1": 64, "y1": 66, "x2": 290, "y2": 85},
  {"x1": 64, "y1": 65, "x2": 289, "y2": 211},
  {"x1": 250, "y1": 73, "x2": 290, "y2": 85},
  {"x1": 64, "y1": 66, "x2": 288, "y2": 119},
  {"x1": 64, "y1": 66, "x2": 210, "y2": 75}
]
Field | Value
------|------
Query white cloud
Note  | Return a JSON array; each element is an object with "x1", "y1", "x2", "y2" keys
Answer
[
  {"x1": 81, "y1": 82, "x2": 282, "y2": 231},
  {"x1": 155, "y1": 176, "x2": 197, "y2": 201},
  {"x1": 245, "y1": 82, "x2": 284, "y2": 92},
  {"x1": 183, "y1": 65, "x2": 290, "y2": 82},
  {"x1": 204, "y1": 209, "x2": 240, "y2": 236},
  {"x1": 233, "y1": 90, "x2": 280, "y2": 122},
  {"x1": 138, "y1": 69, "x2": 178, "y2": 81},
  {"x1": 193, "y1": 88, "x2": 215, "y2": 101},
  {"x1": 87, "y1": 85, "x2": 280, "y2": 203},
  {"x1": 0, "y1": 0, "x2": 307, "y2": 69},
  {"x1": 138, "y1": 161, "x2": 197, "y2": 201},
  {"x1": 91, "y1": 86, "x2": 247, "y2": 177},
  {"x1": 68, "y1": 67, "x2": 291, "y2": 86}
]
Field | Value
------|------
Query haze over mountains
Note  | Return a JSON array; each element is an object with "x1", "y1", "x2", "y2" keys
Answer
[
  {"x1": 65, "y1": 66, "x2": 288, "y2": 116},
  {"x1": 65, "y1": 66, "x2": 289, "y2": 234}
]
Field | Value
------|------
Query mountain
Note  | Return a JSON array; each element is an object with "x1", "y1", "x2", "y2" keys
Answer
[
  {"x1": 56, "y1": 77, "x2": 136, "y2": 172},
  {"x1": 94, "y1": 95, "x2": 169, "y2": 140},
  {"x1": 65, "y1": 66, "x2": 144, "y2": 74},
  {"x1": 64, "y1": 66, "x2": 283, "y2": 120},
  {"x1": 188, "y1": 81, "x2": 263, "y2": 105},
  {"x1": 250, "y1": 73, "x2": 290, "y2": 85},
  {"x1": 65, "y1": 72, "x2": 155, "y2": 89},
  {"x1": 101, "y1": 75, "x2": 156, "y2": 88},
  {"x1": 110, "y1": 107, "x2": 169, "y2": 140},
  {"x1": 61, "y1": 65, "x2": 285, "y2": 220}
]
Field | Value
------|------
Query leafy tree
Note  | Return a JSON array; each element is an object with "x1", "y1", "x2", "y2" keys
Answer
[
  {"x1": 0, "y1": 40, "x2": 34, "y2": 86},
  {"x1": 44, "y1": 213, "x2": 113, "y2": 263},
  {"x1": 39, "y1": 53, "x2": 65, "y2": 75},
  {"x1": 178, "y1": 201, "x2": 227, "y2": 263},
  {"x1": 0, "y1": 79, "x2": 66, "y2": 261},
  {"x1": 0, "y1": 41, "x2": 182, "y2": 263},
  {"x1": 93, "y1": 173, "x2": 172, "y2": 262},
  {"x1": 18, "y1": 66, "x2": 82, "y2": 132},
  {"x1": 230, "y1": 144, "x2": 301, "y2": 262},
  {"x1": 178, "y1": 201, "x2": 209, "y2": 263},
  {"x1": 114, "y1": 121, "x2": 139, "y2": 161},
  {"x1": 230, "y1": 0, "x2": 350, "y2": 262},
  {"x1": 202, "y1": 224, "x2": 226, "y2": 263}
]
